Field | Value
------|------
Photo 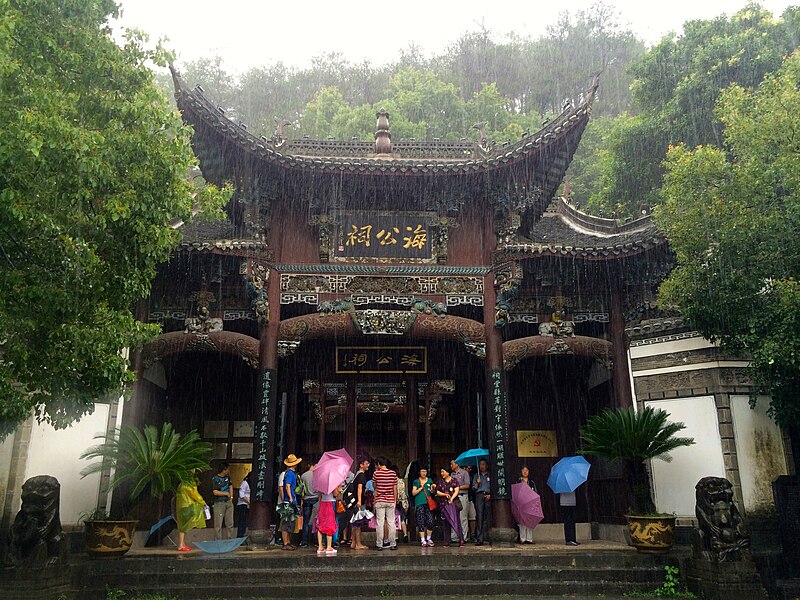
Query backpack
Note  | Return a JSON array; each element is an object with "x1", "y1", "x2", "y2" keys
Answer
[
  {"x1": 342, "y1": 474, "x2": 361, "y2": 508},
  {"x1": 294, "y1": 475, "x2": 308, "y2": 499}
]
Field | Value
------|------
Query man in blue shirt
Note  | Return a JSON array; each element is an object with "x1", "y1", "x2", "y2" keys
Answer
[
  {"x1": 472, "y1": 459, "x2": 492, "y2": 545},
  {"x1": 280, "y1": 454, "x2": 302, "y2": 550},
  {"x1": 211, "y1": 462, "x2": 233, "y2": 540}
]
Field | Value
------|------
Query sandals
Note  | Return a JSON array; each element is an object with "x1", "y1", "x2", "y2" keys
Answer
[{"x1": 177, "y1": 546, "x2": 191, "y2": 552}]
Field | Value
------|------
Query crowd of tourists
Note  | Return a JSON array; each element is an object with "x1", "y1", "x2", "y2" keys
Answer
[{"x1": 175, "y1": 453, "x2": 580, "y2": 552}]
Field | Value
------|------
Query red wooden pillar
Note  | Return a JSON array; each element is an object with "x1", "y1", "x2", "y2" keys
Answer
[
  {"x1": 424, "y1": 389, "x2": 432, "y2": 469},
  {"x1": 610, "y1": 278, "x2": 633, "y2": 408},
  {"x1": 406, "y1": 377, "x2": 419, "y2": 465},
  {"x1": 317, "y1": 387, "x2": 326, "y2": 456},
  {"x1": 345, "y1": 379, "x2": 357, "y2": 463},
  {"x1": 249, "y1": 266, "x2": 281, "y2": 540}
]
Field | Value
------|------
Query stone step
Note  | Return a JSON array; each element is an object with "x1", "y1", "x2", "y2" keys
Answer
[
  {"x1": 77, "y1": 578, "x2": 663, "y2": 599},
  {"x1": 80, "y1": 549, "x2": 668, "y2": 574},
  {"x1": 81, "y1": 564, "x2": 662, "y2": 586}
]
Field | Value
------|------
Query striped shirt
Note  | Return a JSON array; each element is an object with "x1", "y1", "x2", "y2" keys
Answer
[{"x1": 372, "y1": 468, "x2": 398, "y2": 503}]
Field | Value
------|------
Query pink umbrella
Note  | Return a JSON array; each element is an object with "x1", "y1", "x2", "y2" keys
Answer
[
  {"x1": 511, "y1": 482, "x2": 545, "y2": 530},
  {"x1": 312, "y1": 448, "x2": 353, "y2": 494}
]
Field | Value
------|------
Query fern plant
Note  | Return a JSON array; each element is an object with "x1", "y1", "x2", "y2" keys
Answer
[
  {"x1": 81, "y1": 423, "x2": 211, "y2": 512},
  {"x1": 579, "y1": 406, "x2": 694, "y2": 514}
]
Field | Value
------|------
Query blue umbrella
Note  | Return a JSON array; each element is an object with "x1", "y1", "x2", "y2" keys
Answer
[
  {"x1": 547, "y1": 456, "x2": 591, "y2": 493},
  {"x1": 454, "y1": 448, "x2": 489, "y2": 467},
  {"x1": 144, "y1": 515, "x2": 175, "y2": 547},
  {"x1": 194, "y1": 536, "x2": 248, "y2": 554}
]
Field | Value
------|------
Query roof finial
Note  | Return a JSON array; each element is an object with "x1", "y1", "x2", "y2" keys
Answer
[
  {"x1": 374, "y1": 109, "x2": 392, "y2": 154},
  {"x1": 472, "y1": 122, "x2": 490, "y2": 152},
  {"x1": 273, "y1": 117, "x2": 292, "y2": 147}
]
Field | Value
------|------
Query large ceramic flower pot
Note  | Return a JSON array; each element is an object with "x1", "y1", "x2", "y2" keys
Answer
[
  {"x1": 84, "y1": 520, "x2": 138, "y2": 558},
  {"x1": 625, "y1": 514, "x2": 675, "y2": 554}
]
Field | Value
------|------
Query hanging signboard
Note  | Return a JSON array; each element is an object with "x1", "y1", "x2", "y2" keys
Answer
[
  {"x1": 334, "y1": 212, "x2": 434, "y2": 261},
  {"x1": 516, "y1": 430, "x2": 559, "y2": 458},
  {"x1": 203, "y1": 420, "x2": 229, "y2": 439},
  {"x1": 232, "y1": 420, "x2": 255, "y2": 437},
  {"x1": 336, "y1": 346, "x2": 427, "y2": 374}
]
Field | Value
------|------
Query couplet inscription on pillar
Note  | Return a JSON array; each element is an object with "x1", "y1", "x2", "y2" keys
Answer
[
  {"x1": 254, "y1": 368, "x2": 277, "y2": 502},
  {"x1": 489, "y1": 369, "x2": 510, "y2": 498}
]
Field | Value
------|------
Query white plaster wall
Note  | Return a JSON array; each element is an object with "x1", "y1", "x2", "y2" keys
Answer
[
  {"x1": 730, "y1": 395, "x2": 787, "y2": 512},
  {"x1": 645, "y1": 397, "x2": 726, "y2": 517},
  {"x1": 24, "y1": 404, "x2": 110, "y2": 525},
  {"x1": 0, "y1": 432, "x2": 15, "y2": 512}
]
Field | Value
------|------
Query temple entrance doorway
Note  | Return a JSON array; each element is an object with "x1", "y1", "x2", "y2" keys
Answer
[{"x1": 299, "y1": 377, "x2": 469, "y2": 473}]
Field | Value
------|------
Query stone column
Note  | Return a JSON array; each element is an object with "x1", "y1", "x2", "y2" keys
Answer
[
  {"x1": 249, "y1": 266, "x2": 280, "y2": 542},
  {"x1": 484, "y1": 273, "x2": 515, "y2": 544},
  {"x1": 406, "y1": 378, "x2": 419, "y2": 465},
  {"x1": 610, "y1": 280, "x2": 633, "y2": 408}
]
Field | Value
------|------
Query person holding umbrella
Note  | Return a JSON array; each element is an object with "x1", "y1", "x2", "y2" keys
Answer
[
  {"x1": 547, "y1": 456, "x2": 590, "y2": 547},
  {"x1": 316, "y1": 483, "x2": 341, "y2": 555},
  {"x1": 517, "y1": 466, "x2": 537, "y2": 543},
  {"x1": 436, "y1": 467, "x2": 465, "y2": 547}
]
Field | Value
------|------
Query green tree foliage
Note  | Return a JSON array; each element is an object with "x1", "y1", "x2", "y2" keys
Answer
[
  {"x1": 580, "y1": 407, "x2": 694, "y2": 514},
  {"x1": 525, "y1": 2, "x2": 645, "y2": 117},
  {"x1": 81, "y1": 423, "x2": 211, "y2": 503},
  {"x1": 0, "y1": 0, "x2": 228, "y2": 437},
  {"x1": 657, "y1": 52, "x2": 800, "y2": 426},
  {"x1": 596, "y1": 3, "x2": 800, "y2": 217},
  {"x1": 173, "y1": 2, "x2": 644, "y2": 145}
]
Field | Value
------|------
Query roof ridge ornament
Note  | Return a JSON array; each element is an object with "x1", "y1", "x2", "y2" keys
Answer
[
  {"x1": 272, "y1": 117, "x2": 292, "y2": 147},
  {"x1": 374, "y1": 108, "x2": 392, "y2": 154},
  {"x1": 472, "y1": 122, "x2": 491, "y2": 154}
]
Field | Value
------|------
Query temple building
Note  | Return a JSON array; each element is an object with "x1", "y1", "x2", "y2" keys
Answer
[{"x1": 0, "y1": 68, "x2": 791, "y2": 537}]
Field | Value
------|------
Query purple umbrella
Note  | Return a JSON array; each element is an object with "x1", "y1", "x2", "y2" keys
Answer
[
  {"x1": 313, "y1": 448, "x2": 353, "y2": 494},
  {"x1": 511, "y1": 483, "x2": 545, "y2": 530}
]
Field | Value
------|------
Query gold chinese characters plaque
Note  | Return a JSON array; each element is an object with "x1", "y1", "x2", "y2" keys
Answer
[{"x1": 516, "y1": 430, "x2": 558, "y2": 458}]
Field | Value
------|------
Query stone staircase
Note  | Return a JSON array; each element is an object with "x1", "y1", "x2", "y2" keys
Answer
[{"x1": 74, "y1": 548, "x2": 672, "y2": 599}]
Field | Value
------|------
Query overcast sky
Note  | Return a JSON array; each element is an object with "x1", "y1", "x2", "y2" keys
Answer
[{"x1": 114, "y1": 0, "x2": 797, "y2": 73}]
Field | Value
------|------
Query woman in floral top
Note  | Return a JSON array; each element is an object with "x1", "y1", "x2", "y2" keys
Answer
[{"x1": 435, "y1": 467, "x2": 464, "y2": 547}]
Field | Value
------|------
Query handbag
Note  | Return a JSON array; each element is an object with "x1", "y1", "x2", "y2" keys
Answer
[
  {"x1": 350, "y1": 507, "x2": 373, "y2": 528},
  {"x1": 423, "y1": 486, "x2": 437, "y2": 511},
  {"x1": 426, "y1": 494, "x2": 437, "y2": 511},
  {"x1": 454, "y1": 496, "x2": 463, "y2": 511},
  {"x1": 336, "y1": 499, "x2": 346, "y2": 514}
]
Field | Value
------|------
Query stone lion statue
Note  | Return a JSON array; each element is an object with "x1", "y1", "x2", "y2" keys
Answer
[
  {"x1": 693, "y1": 476, "x2": 750, "y2": 562},
  {"x1": 5, "y1": 475, "x2": 67, "y2": 567}
]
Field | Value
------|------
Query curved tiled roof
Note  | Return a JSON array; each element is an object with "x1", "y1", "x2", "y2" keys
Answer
[
  {"x1": 177, "y1": 218, "x2": 269, "y2": 254},
  {"x1": 505, "y1": 198, "x2": 667, "y2": 259},
  {"x1": 170, "y1": 65, "x2": 596, "y2": 186}
]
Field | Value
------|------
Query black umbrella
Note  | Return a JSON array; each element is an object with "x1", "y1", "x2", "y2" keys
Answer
[{"x1": 144, "y1": 515, "x2": 176, "y2": 547}]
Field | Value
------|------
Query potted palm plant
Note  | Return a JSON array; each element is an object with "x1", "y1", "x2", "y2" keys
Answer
[
  {"x1": 579, "y1": 406, "x2": 694, "y2": 554},
  {"x1": 80, "y1": 422, "x2": 211, "y2": 558}
]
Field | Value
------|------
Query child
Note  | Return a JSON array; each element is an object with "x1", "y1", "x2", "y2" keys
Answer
[{"x1": 316, "y1": 484, "x2": 340, "y2": 555}]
